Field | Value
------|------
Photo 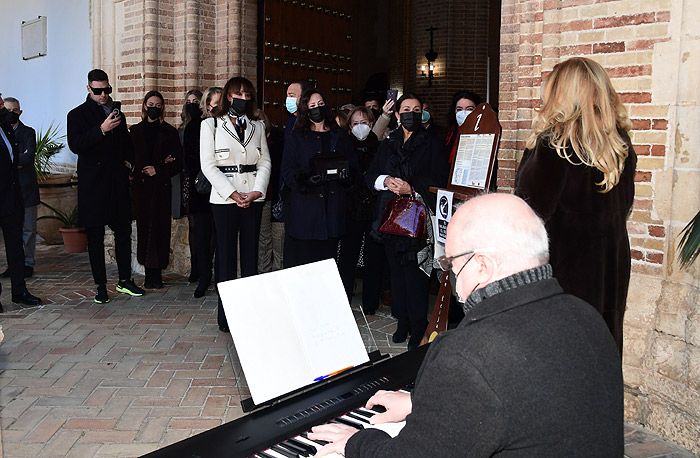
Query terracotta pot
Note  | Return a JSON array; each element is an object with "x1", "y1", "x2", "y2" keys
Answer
[
  {"x1": 59, "y1": 227, "x2": 88, "y2": 253},
  {"x1": 38, "y1": 176, "x2": 77, "y2": 245}
]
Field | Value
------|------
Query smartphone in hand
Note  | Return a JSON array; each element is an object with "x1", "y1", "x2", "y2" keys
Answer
[
  {"x1": 112, "y1": 101, "x2": 122, "y2": 118},
  {"x1": 386, "y1": 89, "x2": 398, "y2": 109}
]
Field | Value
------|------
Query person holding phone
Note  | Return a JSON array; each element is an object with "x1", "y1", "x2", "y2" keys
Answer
[
  {"x1": 364, "y1": 92, "x2": 395, "y2": 141},
  {"x1": 129, "y1": 90, "x2": 182, "y2": 289},
  {"x1": 67, "y1": 69, "x2": 145, "y2": 304}
]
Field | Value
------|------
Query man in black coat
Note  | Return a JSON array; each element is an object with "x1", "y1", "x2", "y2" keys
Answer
[
  {"x1": 0, "y1": 95, "x2": 42, "y2": 310},
  {"x1": 309, "y1": 193, "x2": 624, "y2": 457},
  {"x1": 0, "y1": 97, "x2": 39, "y2": 278},
  {"x1": 66, "y1": 69, "x2": 144, "y2": 304}
]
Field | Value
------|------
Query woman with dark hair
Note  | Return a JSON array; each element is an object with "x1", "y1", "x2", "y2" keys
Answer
[
  {"x1": 130, "y1": 90, "x2": 182, "y2": 288},
  {"x1": 281, "y1": 88, "x2": 358, "y2": 267},
  {"x1": 183, "y1": 87, "x2": 221, "y2": 297},
  {"x1": 366, "y1": 92, "x2": 449, "y2": 349},
  {"x1": 200, "y1": 77, "x2": 271, "y2": 332}
]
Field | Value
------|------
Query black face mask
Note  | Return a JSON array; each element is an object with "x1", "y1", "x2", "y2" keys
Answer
[
  {"x1": 400, "y1": 111, "x2": 422, "y2": 132},
  {"x1": 6, "y1": 111, "x2": 20, "y2": 125},
  {"x1": 228, "y1": 98, "x2": 249, "y2": 117},
  {"x1": 0, "y1": 107, "x2": 11, "y2": 126},
  {"x1": 146, "y1": 106, "x2": 162, "y2": 120},
  {"x1": 185, "y1": 103, "x2": 202, "y2": 118},
  {"x1": 308, "y1": 106, "x2": 327, "y2": 123}
]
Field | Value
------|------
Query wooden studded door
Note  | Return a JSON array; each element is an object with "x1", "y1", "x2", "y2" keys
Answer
[{"x1": 259, "y1": 0, "x2": 354, "y2": 127}]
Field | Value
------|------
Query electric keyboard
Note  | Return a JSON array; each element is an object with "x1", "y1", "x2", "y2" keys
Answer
[{"x1": 142, "y1": 345, "x2": 428, "y2": 458}]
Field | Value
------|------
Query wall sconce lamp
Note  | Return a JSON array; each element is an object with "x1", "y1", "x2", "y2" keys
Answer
[{"x1": 424, "y1": 26, "x2": 439, "y2": 86}]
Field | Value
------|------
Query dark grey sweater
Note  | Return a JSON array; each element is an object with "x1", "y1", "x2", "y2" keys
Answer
[{"x1": 346, "y1": 267, "x2": 623, "y2": 457}]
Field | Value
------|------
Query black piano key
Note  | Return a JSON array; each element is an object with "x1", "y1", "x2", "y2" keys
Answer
[
  {"x1": 301, "y1": 431, "x2": 329, "y2": 446},
  {"x1": 331, "y1": 417, "x2": 364, "y2": 429},
  {"x1": 286, "y1": 438, "x2": 317, "y2": 455},
  {"x1": 281, "y1": 440, "x2": 311, "y2": 457},
  {"x1": 371, "y1": 405, "x2": 387, "y2": 413},
  {"x1": 257, "y1": 453, "x2": 275, "y2": 458},
  {"x1": 345, "y1": 412, "x2": 370, "y2": 424},
  {"x1": 270, "y1": 444, "x2": 299, "y2": 458},
  {"x1": 352, "y1": 408, "x2": 375, "y2": 418}
]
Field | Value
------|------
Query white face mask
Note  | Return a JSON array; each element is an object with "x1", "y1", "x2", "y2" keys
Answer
[
  {"x1": 351, "y1": 123, "x2": 371, "y2": 141},
  {"x1": 456, "y1": 110, "x2": 470, "y2": 126}
]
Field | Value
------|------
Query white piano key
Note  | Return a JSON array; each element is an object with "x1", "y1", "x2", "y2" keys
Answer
[
  {"x1": 293, "y1": 435, "x2": 321, "y2": 452},
  {"x1": 262, "y1": 449, "x2": 290, "y2": 458},
  {"x1": 365, "y1": 420, "x2": 406, "y2": 438}
]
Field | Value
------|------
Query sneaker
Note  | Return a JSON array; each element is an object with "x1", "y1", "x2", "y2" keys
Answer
[
  {"x1": 116, "y1": 279, "x2": 145, "y2": 297},
  {"x1": 94, "y1": 285, "x2": 110, "y2": 304}
]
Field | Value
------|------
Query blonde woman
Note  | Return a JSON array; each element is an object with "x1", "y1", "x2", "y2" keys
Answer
[{"x1": 514, "y1": 57, "x2": 637, "y2": 356}]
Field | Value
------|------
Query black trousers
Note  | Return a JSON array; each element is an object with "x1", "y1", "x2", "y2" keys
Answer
[
  {"x1": 212, "y1": 202, "x2": 264, "y2": 329},
  {"x1": 337, "y1": 220, "x2": 384, "y2": 310},
  {"x1": 85, "y1": 222, "x2": 132, "y2": 286},
  {"x1": 284, "y1": 234, "x2": 338, "y2": 269},
  {"x1": 189, "y1": 211, "x2": 215, "y2": 285},
  {"x1": 0, "y1": 208, "x2": 27, "y2": 296},
  {"x1": 385, "y1": 242, "x2": 429, "y2": 345}
]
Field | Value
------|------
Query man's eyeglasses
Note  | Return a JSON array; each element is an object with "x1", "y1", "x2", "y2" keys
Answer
[
  {"x1": 436, "y1": 250, "x2": 475, "y2": 272},
  {"x1": 90, "y1": 86, "x2": 113, "y2": 95}
]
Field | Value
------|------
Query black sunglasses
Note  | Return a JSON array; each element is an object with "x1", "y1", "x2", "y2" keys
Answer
[{"x1": 90, "y1": 86, "x2": 113, "y2": 95}]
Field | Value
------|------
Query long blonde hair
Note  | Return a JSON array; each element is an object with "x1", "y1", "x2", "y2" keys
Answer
[{"x1": 526, "y1": 57, "x2": 632, "y2": 192}]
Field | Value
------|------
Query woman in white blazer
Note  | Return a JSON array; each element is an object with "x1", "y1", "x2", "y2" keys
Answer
[{"x1": 200, "y1": 77, "x2": 271, "y2": 332}]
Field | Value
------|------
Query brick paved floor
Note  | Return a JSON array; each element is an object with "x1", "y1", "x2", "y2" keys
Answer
[{"x1": 0, "y1": 243, "x2": 696, "y2": 457}]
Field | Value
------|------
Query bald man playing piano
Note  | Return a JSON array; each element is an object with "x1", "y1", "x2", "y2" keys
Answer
[{"x1": 309, "y1": 193, "x2": 624, "y2": 457}]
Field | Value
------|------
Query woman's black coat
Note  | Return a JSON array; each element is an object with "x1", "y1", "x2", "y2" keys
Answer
[
  {"x1": 130, "y1": 120, "x2": 182, "y2": 269},
  {"x1": 67, "y1": 96, "x2": 134, "y2": 227},
  {"x1": 365, "y1": 127, "x2": 449, "y2": 239},
  {"x1": 281, "y1": 128, "x2": 358, "y2": 240},
  {"x1": 514, "y1": 132, "x2": 637, "y2": 354}
]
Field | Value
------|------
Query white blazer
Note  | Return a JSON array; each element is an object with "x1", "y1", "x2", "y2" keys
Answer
[{"x1": 200, "y1": 116, "x2": 271, "y2": 205}]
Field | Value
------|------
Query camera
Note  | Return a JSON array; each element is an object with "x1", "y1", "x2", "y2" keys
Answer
[{"x1": 112, "y1": 101, "x2": 122, "y2": 117}]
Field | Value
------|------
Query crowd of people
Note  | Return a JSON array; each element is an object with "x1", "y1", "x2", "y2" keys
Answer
[
  {"x1": 2, "y1": 57, "x2": 634, "y2": 355},
  {"x1": 1, "y1": 56, "x2": 638, "y2": 455}
]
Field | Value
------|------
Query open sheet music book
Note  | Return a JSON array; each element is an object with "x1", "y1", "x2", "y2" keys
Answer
[{"x1": 218, "y1": 259, "x2": 370, "y2": 405}]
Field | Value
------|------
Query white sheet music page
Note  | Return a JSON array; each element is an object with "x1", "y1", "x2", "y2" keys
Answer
[
  {"x1": 218, "y1": 259, "x2": 370, "y2": 405},
  {"x1": 451, "y1": 133, "x2": 494, "y2": 189}
]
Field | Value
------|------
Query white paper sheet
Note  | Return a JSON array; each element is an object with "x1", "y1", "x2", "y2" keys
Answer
[
  {"x1": 218, "y1": 259, "x2": 370, "y2": 405},
  {"x1": 451, "y1": 133, "x2": 495, "y2": 189}
]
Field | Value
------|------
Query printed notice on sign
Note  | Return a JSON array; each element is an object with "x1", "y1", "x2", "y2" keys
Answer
[
  {"x1": 451, "y1": 133, "x2": 495, "y2": 189},
  {"x1": 436, "y1": 190, "x2": 454, "y2": 245}
]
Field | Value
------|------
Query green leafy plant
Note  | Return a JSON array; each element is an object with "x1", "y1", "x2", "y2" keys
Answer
[
  {"x1": 37, "y1": 201, "x2": 80, "y2": 228},
  {"x1": 35, "y1": 123, "x2": 66, "y2": 179},
  {"x1": 677, "y1": 210, "x2": 700, "y2": 269}
]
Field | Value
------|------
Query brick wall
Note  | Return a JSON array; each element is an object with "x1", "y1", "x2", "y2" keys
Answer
[
  {"x1": 107, "y1": 0, "x2": 256, "y2": 128},
  {"x1": 499, "y1": 0, "x2": 700, "y2": 453},
  {"x1": 405, "y1": 0, "x2": 492, "y2": 130}
]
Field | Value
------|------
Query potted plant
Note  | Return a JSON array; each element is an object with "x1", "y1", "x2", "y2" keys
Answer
[
  {"x1": 37, "y1": 201, "x2": 87, "y2": 253},
  {"x1": 677, "y1": 210, "x2": 699, "y2": 269},
  {"x1": 35, "y1": 124, "x2": 78, "y2": 245}
]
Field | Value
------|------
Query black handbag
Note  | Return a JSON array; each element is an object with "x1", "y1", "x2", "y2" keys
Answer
[
  {"x1": 194, "y1": 170, "x2": 211, "y2": 195},
  {"x1": 195, "y1": 117, "x2": 217, "y2": 195}
]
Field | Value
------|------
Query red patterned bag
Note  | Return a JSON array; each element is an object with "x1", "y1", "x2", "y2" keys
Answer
[{"x1": 378, "y1": 194, "x2": 427, "y2": 239}]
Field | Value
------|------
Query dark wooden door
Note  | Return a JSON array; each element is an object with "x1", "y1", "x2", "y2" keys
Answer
[{"x1": 259, "y1": 0, "x2": 354, "y2": 126}]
